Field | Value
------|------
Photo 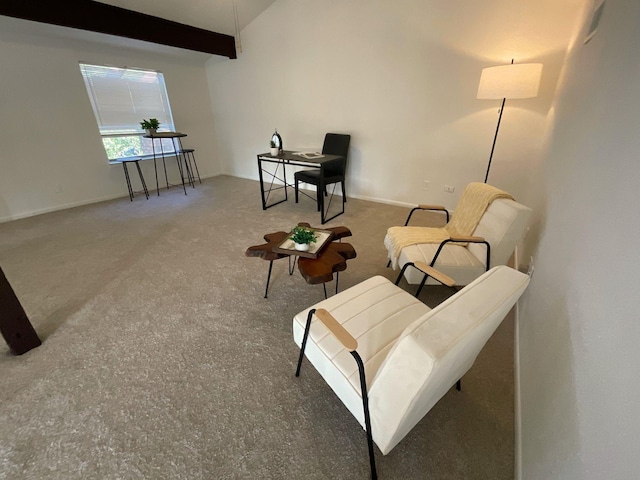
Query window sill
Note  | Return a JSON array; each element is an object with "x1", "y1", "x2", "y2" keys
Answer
[{"x1": 109, "y1": 152, "x2": 177, "y2": 165}]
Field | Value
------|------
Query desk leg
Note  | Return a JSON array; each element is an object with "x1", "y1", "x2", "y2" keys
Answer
[
  {"x1": 135, "y1": 161, "x2": 149, "y2": 199},
  {"x1": 152, "y1": 139, "x2": 160, "y2": 196},
  {"x1": 258, "y1": 157, "x2": 289, "y2": 210},
  {"x1": 159, "y1": 140, "x2": 170, "y2": 190},
  {"x1": 282, "y1": 161, "x2": 288, "y2": 202},
  {"x1": 122, "y1": 162, "x2": 134, "y2": 201},
  {"x1": 257, "y1": 156, "x2": 267, "y2": 210}
]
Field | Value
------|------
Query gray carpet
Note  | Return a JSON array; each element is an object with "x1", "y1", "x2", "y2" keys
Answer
[{"x1": 0, "y1": 176, "x2": 514, "y2": 479}]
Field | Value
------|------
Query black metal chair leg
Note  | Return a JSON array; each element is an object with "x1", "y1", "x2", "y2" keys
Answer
[
  {"x1": 122, "y1": 163, "x2": 133, "y2": 201},
  {"x1": 351, "y1": 351, "x2": 378, "y2": 480},
  {"x1": 264, "y1": 261, "x2": 274, "y2": 299},
  {"x1": 135, "y1": 161, "x2": 149, "y2": 199},
  {"x1": 335, "y1": 272, "x2": 339, "y2": 295},
  {"x1": 414, "y1": 274, "x2": 429, "y2": 298},
  {"x1": 295, "y1": 309, "x2": 316, "y2": 377},
  {"x1": 323, "y1": 283, "x2": 328, "y2": 299},
  {"x1": 394, "y1": 262, "x2": 414, "y2": 285}
]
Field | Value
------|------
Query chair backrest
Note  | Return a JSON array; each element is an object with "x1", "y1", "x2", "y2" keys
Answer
[
  {"x1": 367, "y1": 266, "x2": 530, "y2": 455},
  {"x1": 468, "y1": 198, "x2": 532, "y2": 268},
  {"x1": 322, "y1": 133, "x2": 351, "y2": 176}
]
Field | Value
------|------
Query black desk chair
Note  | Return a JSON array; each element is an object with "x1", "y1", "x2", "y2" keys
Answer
[{"x1": 294, "y1": 133, "x2": 351, "y2": 211}]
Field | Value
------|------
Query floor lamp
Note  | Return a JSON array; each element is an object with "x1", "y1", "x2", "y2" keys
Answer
[{"x1": 477, "y1": 61, "x2": 543, "y2": 183}]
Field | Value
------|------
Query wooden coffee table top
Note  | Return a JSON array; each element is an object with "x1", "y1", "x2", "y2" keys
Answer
[{"x1": 245, "y1": 223, "x2": 356, "y2": 285}]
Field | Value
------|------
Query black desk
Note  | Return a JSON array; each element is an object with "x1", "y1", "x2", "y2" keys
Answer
[
  {"x1": 144, "y1": 132, "x2": 194, "y2": 195},
  {"x1": 257, "y1": 150, "x2": 345, "y2": 224}
]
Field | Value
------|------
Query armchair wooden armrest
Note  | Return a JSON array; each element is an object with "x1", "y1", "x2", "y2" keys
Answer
[
  {"x1": 413, "y1": 262, "x2": 455, "y2": 287},
  {"x1": 404, "y1": 204, "x2": 450, "y2": 226},
  {"x1": 315, "y1": 309, "x2": 358, "y2": 351},
  {"x1": 449, "y1": 235, "x2": 485, "y2": 243},
  {"x1": 417, "y1": 204, "x2": 447, "y2": 211}
]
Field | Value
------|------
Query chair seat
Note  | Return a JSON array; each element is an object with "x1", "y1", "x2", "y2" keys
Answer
[
  {"x1": 295, "y1": 169, "x2": 320, "y2": 180},
  {"x1": 397, "y1": 243, "x2": 486, "y2": 285},
  {"x1": 293, "y1": 276, "x2": 431, "y2": 426},
  {"x1": 295, "y1": 169, "x2": 343, "y2": 184}
]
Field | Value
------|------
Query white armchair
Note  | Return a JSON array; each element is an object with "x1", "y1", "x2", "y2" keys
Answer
[
  {"x1": 293, "y1": 265, "x2": 530, "y2": 479},
  {"x1": 384, "y1": 183, "x2": 532, "y2": 294}
]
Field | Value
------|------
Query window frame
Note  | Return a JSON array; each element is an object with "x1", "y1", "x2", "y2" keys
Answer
[{"x1": 79, "y1": 62, "x2": 177, "y2": 162}]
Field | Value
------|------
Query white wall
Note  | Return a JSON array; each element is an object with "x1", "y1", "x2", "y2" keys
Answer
[
  {"x1": 205, "y1": 0, "x2": 581, "y2": 224},
  {"x1": 519, "y1": 0, "x2": 640, "y2": 477},
  {"x1": 0, "y1": 16, "x2": 222, "y2": 222}
]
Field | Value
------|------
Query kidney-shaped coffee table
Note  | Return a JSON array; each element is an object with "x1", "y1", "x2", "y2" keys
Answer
[{"x1": 245, "y1": 223, "x2": 356, "y2": 298}]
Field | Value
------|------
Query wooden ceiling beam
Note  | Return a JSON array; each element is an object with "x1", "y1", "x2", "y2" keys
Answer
[{"x1": 0, "y1": 0, "x2": 237, "y2": 59}]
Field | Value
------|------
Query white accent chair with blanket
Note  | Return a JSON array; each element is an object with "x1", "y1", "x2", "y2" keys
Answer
[
  {"x1": 293, "y1": 265, "x2": 531, "y2": 479},
  {"x1": 384, "y1": 182, "x2": 532, "y2": 295}
]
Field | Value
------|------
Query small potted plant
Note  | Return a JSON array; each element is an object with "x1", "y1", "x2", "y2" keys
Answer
[
  {"x1": 289, "y1": 226, "x2": 318, "y2": 252},
  {"x1": 270, "y1": 140, "x2": 279, "y2": 156},
  {"x1": 140, "y1": 118, "x2": 160, "y2": 135}
]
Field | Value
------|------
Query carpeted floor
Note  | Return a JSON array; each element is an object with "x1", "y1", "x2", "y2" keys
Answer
[{"x1": 0, "y1": 176, "x2": 514, "y2": 479}]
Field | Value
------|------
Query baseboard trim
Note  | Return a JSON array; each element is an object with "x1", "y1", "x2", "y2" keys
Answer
[
  {"x1": 0, "y1": 192, "x2": 126, "y2": 224},
  {"x1": 224, "y1": 172, "x2": 417, "y2": 209},
  {"x1": 0, "y1": 174, "x2": 220, "y2": 224}
]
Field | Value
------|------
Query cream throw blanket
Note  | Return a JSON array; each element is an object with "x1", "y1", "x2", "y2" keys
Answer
[{"x1": 385, "y1": 182, "x2": 513, "y2": 269}]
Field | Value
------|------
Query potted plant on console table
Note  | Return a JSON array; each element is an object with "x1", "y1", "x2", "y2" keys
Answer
[
  {"x1": 289, "y1": 226, "x2": 318, "y2": 252},
  {"x1": 270, "y1": 140, "x2": 279, "y2": 156},
  {"x1": 140, "y1": 118, "x2": 160, "y2": 135}
]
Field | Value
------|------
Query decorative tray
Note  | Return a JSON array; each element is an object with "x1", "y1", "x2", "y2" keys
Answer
[{"x1": 273, "y1": 229, "x2": 334, "y2": 259}]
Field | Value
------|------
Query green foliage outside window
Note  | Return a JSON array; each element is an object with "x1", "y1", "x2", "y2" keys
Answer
[{"x1": 103, "y1": 136, "x2": 143, "y2": 159}]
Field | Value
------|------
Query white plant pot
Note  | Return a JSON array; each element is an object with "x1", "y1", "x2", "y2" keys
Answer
[
  {"x1": 294, "y1": 242, "x2": 310, "y2": 252},
  {"x1": 146, "y1": 128, "x2": 157, "y2": 136},
  {"x1": 270, "y1": 147, "x2": 279, "y2": 156}
]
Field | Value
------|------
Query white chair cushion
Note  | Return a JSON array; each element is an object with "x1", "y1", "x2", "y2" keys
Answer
[
  {"x1": 469, "y1": 198, "x2": 532, "y2": 267},
  {"x1": 398, "y1": 243, "x2": 485, "y2": 285}
]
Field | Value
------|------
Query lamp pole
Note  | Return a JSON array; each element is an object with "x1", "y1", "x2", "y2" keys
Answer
[{"x1": 485, "y1": 97, "x2": 506, "y2": 183}]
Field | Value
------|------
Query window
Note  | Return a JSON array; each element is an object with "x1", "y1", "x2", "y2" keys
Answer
[{"x1": 79, "y1": 63, "x2": 177, "y2": 161}]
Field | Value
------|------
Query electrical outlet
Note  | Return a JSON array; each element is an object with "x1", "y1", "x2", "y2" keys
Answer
[
  {"x1": 423, "y1": 180, "x2": 430, "y2": 191},
  {"x1": 443, "y1": 185, "x2": 455, "y2": 193},
  {"x1": 527, "y1": 256, "x2": 535, "y2": 277}
]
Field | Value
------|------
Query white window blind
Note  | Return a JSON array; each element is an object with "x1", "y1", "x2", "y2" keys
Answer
[{"x1": 79, "y1": 63, "x2": 175, "y2": 135}]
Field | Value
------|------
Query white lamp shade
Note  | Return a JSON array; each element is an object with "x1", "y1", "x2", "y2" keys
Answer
[{"x1": 477, "y1": 63, "x2": 543, "y2": 100}]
